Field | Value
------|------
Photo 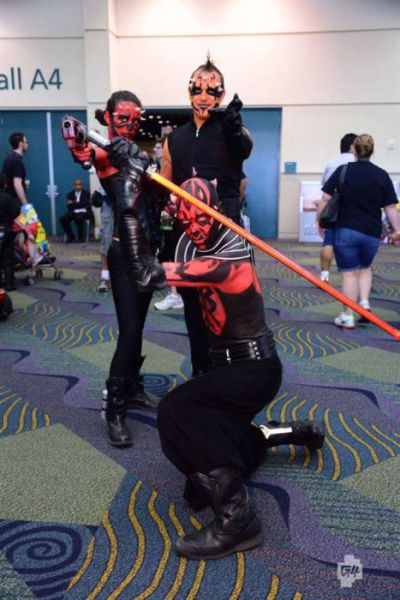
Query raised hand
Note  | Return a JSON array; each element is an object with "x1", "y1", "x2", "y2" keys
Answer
[{"x1": 209, "y1": 94, "x2": 243, "y2": 135}]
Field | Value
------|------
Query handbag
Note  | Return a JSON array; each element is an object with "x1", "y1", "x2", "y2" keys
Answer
[{"x1": 318, "y1": 163, "x2": 348, "y2": 228}]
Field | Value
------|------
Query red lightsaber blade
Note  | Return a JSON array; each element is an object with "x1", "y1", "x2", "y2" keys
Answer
[
  {"x1": 149, "y1": 170, "x2": 400, "y2": 341},
  {"x1": 86, "y1": 127, "x2": 399, "y2": 340}
]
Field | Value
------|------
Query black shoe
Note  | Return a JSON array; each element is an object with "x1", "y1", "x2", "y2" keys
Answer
[
  {"x1": 105, "y1": 377, "x2": 133, "y2": 447},
  {"x1": 125, "y1": 380, "x2": 159, "y2": 411},
  {"x1": 261, "y1": 420, "x2": 325, "y2": 451},
  {"x1": 176, "y1": 467, "x2": 263, "y2": 560},
  {"x1": 106, "y1": 414, "x2": 133, "y2": 447},
  {"x1": 183, "y1": 476, "x2": 209, "y2": 512}
]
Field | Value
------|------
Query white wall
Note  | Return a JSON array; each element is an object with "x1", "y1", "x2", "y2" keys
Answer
[
  {"x1": 112, "y1": 0, "x2": 400, "y2": 237},
  {"x1": 1, "y1": 0, "x2": 399, "y2": 237}
]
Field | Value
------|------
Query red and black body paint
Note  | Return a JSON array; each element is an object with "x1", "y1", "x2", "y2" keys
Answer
[{"x1": 164, "y1": 177, "x2": 267, "y2": 341}]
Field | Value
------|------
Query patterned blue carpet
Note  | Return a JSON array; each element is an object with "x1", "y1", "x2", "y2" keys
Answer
[{"x1": 0, "y1": 239, "x2": 399, "y2": 599}]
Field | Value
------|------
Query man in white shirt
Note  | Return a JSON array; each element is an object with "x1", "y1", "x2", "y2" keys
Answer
[{"x1": 319, "y1": 133, "x2": 357, "y2": 281}]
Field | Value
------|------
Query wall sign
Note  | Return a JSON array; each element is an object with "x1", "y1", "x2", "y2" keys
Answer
[{"x1": 0, "y1": 67, "x2": 62, "y2": 91}]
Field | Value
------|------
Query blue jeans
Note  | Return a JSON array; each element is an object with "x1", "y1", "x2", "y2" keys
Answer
[
  {"x1": 333, "y1": 227, "x2": 380, "y2": 272},
  {"x1": 322, "y1": 228, "x2": 334, "y2": 246}
]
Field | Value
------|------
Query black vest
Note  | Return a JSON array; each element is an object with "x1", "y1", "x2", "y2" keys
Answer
[{"x1": 168, "y1": 117, "x2": 242, "y2": 200}]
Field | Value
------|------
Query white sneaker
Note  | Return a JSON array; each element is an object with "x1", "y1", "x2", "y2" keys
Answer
[
  {"x1": 320, "y1": 271, "x2": 330, "y2": 282},
  {"x1": 98, "y1": 279, "x2": 109, "y2": 293},
  {"x1": 334, "y1": 313, "x2": 355, "y2": 329},
  {"x1": 358, "y1": 300, "x2": 371, "y2": 323},
  {"x1": 154, "y1": 293, "x2": 184, "y2": 310}
]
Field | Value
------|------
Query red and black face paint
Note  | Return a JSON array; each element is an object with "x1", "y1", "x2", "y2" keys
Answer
[
  {"x1": 189, "y1": 72, "x2": 224, "y2": 99},
  {"x1": 105, "y1": 101, "x2": 143, "y2": 140},
  {"x1": 178, "y1": 178, "x2": 221, "y2": 250},
  {"x1": 188, "y1": 70, "x2": 225, "y2": 121}
]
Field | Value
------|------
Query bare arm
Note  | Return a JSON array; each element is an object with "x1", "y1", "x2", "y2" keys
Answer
[
  {"x1": 384, "y1": 204, "x2": 400, "y2": 241},
  {"x1": 13, "y1": 177, "x2": 28, "y2": 205},
  {"x1": 316, "y1": 192, "x2": 331, "y2": 220}
]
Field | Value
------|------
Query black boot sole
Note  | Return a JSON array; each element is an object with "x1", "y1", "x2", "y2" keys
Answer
[
  {"x1": 176, "y1": 531, "x2": 263, "y2": 560},
  {"x1": 106, "y1": 435, "x2": 133, "y2": 448}
]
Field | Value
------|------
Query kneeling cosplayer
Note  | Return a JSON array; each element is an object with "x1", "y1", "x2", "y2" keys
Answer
[{"x1": 157, "y1": 177, "x2": 325, "y2": 560}]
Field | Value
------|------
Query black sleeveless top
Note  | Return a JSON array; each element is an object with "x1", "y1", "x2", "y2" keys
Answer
[{"x1": 168, "y1": 116, "x2": 243, "y2": 200}]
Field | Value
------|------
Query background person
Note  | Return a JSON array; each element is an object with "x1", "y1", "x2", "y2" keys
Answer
[
  {"x1": 318, "y1": 133, "x2": 357, "y2": 282},
  {"x1": 318, "y1": 134, "x2": 400, "y2": 328},
  {"x1": 60, "y1": 179, "x2": 92, "y2": 243},
  {"x1": 153, "y1": 138, "x2": 184, "y2": 311},
  {"x1": 92, "y1": 184, "x2": 113, "y2": 293},
  {"x1": 0, "y1": 172, "x2": 20, "y2": 291},
  {"x1": 2, "y1": 132, "x2": 29, "y2": 206}
]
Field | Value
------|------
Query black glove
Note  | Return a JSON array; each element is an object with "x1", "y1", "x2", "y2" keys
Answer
[
  {"x1": 106, "y1": 137, "x2": 140, "y2": 169},
  {"x1": 209, "y1": 94, "x2": 243, "y2": 135}
]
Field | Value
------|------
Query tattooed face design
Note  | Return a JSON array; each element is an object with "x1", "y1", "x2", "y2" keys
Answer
[
  {"x1": 188, "y1": 70, "x2": 225, "y2": 122},
  {"x1": 178, "y1": 178, "x2": 221, "y2": 250}
]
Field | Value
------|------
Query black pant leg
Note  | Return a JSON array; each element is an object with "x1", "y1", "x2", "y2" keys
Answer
[
  {"x1": 74, "y1": 214, "x2": 87, "y2": 240},
  {"x1": 220, "y1": 197, "x2": 241, "y2": 225},
  {"x1": 60, "y1": 213, "x2": 75, "y2": 238},
  {"x1": 157, "y1": 358, "x2": 282, "y2": 476},
  {"x1": 108, "y1": 241, "x2": 152, "y2": 379}
]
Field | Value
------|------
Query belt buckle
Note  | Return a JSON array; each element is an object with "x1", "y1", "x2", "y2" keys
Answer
[{"x1": 251, "y1": 340, "x2": 261, "y2": 360}]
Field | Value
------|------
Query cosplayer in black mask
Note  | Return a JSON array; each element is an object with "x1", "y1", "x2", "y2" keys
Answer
[{"x1": 65, "y1": 90, "x2": 164, "y2": 448}]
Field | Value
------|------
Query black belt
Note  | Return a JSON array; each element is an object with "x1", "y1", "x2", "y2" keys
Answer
[{"x1": 210, "y1": 334, "x2": 278, "y2": 366}]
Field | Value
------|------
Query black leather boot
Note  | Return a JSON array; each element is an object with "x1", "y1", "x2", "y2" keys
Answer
[
  {"x1": 260, "y1": 420, "x2": 325, "y2": 450},
  {"x1": 176, "y1": 467, "x2": 263, "y2": 560},
  {"x1": 183, "y1": 475, "x2": 209, "y2": 512},
  {"x1": 4, "y1": 266, "x2": 16, "y2": 292},
  {"x1": 124, "y1": 376, "x2": 159, "y2": 411},
  {"x1": 123, "y1": 356, "x2": 158, "y2": 411},
  {"x1": 105, "y1": 377, "x2": 133, "y2": 447}
]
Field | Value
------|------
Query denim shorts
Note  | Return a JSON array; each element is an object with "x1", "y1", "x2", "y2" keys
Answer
[
  {"x1": 100, "y1": 201, "x2": 114, "y2": 256},
  {"x1": 333, "y1": 227, "x2": 380, "y2": 272},
  {"x1": 322, "y1": 228, "x2": 334, "y2": 246}
]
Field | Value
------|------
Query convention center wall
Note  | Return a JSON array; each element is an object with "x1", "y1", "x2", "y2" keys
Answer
[{"x1": 1, "y1": 0, "x2": 399, "y2": 238}]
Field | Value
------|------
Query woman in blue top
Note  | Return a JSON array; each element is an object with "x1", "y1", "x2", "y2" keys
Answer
[{"x1": 318, "y1": 134, "x2": 400, "y2": 329}]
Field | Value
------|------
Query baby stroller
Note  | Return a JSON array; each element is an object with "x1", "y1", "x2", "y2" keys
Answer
[{"x1": 12, "y1": 204, "x2": 62, "y2": 285}]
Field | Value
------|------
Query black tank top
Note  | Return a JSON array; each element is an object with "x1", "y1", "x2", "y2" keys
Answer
[{"x1": 168, "y1": 117, "x2": 243, "y2": 200}]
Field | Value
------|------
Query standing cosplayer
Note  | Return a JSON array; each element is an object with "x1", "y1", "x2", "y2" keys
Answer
[
  {"x1": 65, "y1": 91, "x2": 164, "y2": 447},
  {"x1": 161, "y1": 57, "x2": 252, "y2": 377},
  {"x1": 157, "y1": 178, "x2": 325, "y2": 560}
]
